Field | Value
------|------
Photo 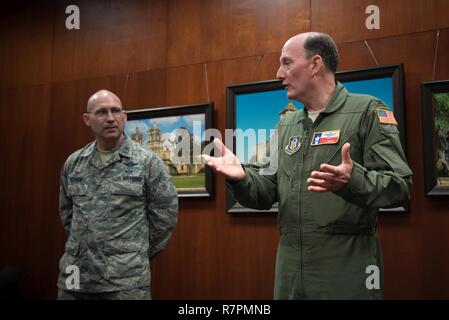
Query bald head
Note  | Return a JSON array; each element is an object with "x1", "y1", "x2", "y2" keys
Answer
[
  {"x1": 87, "y1": 90, "x2": 122, "y2": 112},
  {"x1": 283, "y1": 32, "x2": 315, "y2": 48},
  {"x1": 283, "y1": 32, "x2": 339, "y2": 74}
]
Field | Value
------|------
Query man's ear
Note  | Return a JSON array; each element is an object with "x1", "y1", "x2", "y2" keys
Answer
[
  {"x1": 82, "y1": 113, "x2": 91, "y2": 127},
  {"x1": 311, "y1": 55, "x2": 324, "y2": 76}
]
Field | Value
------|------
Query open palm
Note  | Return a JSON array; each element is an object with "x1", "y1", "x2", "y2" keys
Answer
[{"x1": 202, "y1": 138, "x2": 245, "y2": 181}]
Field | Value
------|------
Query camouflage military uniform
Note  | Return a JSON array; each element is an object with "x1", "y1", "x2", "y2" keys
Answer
[
  {"x1": 229, "y1": 82, "x2": 412, "y2": 299},
  {"x1": 57, "y1": 137, "x2": 178, "y2": 298},
  {"x1": 57, "y1": 286, "x2": 151, "y2": 300}
]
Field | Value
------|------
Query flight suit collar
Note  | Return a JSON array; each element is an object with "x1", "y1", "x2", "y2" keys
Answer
[
  {"x1": 320, "y1": 81, "x2": 348, "y2": 114},
  {"x1": 296, "y1": 81, "x2": 348, "y2": 124}
]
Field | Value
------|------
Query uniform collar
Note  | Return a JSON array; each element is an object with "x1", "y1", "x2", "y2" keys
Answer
[
  {"x1": 320, "y1": 81, "x2": 348, "y2": 114},
  {"x1": 79, "y1": 135, "x2": 132, "y2": 159},
  {"x1": 296, "y1": 81, "x2": 348, "y2": 123}
]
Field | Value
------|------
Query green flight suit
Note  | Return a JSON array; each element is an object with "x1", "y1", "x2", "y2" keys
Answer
[{"x1": 229, "y1": 82, "x2": 412, "y2": 299}]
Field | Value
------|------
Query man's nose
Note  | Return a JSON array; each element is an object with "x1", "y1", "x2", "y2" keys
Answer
[
  {"x1": 276, "y1": 66, "x2": 285, "y2": 80},
  {"x1": 106, "y1": 110, "x2": 115, "y2": 121}
]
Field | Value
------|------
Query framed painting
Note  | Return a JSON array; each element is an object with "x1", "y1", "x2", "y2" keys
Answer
[
  {"x1": 422, "y1": 80, "x2": 449, "y2": 196},
  {"x1": 125, "y1": 103, "x2": 214, "y2": 198},
  {"x1": 226, "y1": 64, "x2": 407, "y2": 213}
]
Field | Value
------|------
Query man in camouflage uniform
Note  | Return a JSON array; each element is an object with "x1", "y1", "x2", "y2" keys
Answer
[
  {"x1": 57, "y1": 90, "x2": 178, "y2": 300},
  {"x1": 204, "y1": 33, "x2": 412, "y2": 299}
]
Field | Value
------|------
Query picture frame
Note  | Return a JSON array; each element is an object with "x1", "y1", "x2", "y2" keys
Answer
[
  {"x1": 421, "y1": 80, "x2": 449, "y2": 196},
  {"x1": 125, "y1": 103, "x2": 214, "y2": 199},
  {"x1": 226, "y1": 64, "x2": 407, "y2": 213}
]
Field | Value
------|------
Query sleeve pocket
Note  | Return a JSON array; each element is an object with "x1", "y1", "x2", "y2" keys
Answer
[{"x1": 371, "y1": 140, "x2": 412, "y2": 177}]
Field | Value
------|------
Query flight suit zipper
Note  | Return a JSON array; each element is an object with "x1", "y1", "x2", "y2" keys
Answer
[{"x1": 298, "y1": 126, "x2": 311, "y2": 298}]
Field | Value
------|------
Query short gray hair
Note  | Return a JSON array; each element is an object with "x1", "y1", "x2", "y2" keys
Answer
[{"x1": 303, "y1": 33, "x2": 339, "y2": 74}]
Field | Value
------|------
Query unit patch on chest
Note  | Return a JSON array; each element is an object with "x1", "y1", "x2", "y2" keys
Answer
[{"x1": 285, "y1": 136, "x2": 301, "y2": 155}]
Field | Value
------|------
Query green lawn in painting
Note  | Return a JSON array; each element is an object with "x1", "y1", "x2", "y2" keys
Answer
[{"x1": 172, "y1": 173, "x2": 205, "y2": 189}]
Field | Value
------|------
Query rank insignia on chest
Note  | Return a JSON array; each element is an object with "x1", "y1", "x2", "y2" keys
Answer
[
  {"x1": 376, "y1": 108, "x2": 398, "y2": 125},
  {"x1": 285, "y1": 136, "x2": 301, "y2": 155},
  {"x1": 311, "y1": 130, "x2": 340, "y2": 146}
]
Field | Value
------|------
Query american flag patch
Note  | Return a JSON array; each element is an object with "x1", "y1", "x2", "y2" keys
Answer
[
  {"x1": 311, "y1": 130, "x2": 340, "y2": 146},
  {"x1": 377, "y1": 109, "x2": 398, "y2": 125}
]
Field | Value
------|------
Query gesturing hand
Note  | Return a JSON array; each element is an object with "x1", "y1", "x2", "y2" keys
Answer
[
  {"x1": 307, "y1": 143, "x2": 353, "y2": 193},
  {"x1": 202, "y1": 138, "x2": 245, "y2": 181}
]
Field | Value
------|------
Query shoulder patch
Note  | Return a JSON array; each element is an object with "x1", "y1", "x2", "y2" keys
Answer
[{"x1": 376, "y1": 109, "x2": 397, "y2": 125}]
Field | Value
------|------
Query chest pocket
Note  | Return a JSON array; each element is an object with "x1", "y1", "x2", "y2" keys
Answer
[
  {"x1": 67, "y1": 182, "x2": 88, "y2": 196},
  {"x1": 312, "y1": 131, "x2": 360, "y2": 167},
  {"x1": 111, "y1": 175, "x2": 145, "y2": 196}
]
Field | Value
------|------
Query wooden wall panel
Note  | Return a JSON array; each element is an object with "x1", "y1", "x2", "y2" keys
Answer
[
  {"x1": 311, "y1": 0, "x2": 449, "y2": 44},
  {"x1": 51, "y1": 0, "x2": 167, "y2": 83},
  {"x1": 0, "y1": 85, "x2": 58, "y2": 298},
  {"x1": 435, "y1": 28, "x2": 449, "y2": 81},
  {"x1": 0, "y1": 1, "x2": 54, "y2": 88},
  {"x1": 337, "y1": 41, "x2": 376, "y2": 71},
  {"x1": 123, "y1": 68, "x2": 167, "y2": 111},
  {"x1": 167, "y1": 0, "x2": 310, "y2": 67}
]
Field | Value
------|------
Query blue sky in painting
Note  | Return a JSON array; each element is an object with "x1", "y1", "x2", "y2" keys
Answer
[
  {"x1": 235, "y1": 77, "x2": 393, "y2": 162},
  {"x1": 343, "y1": 77, "x2": 393, "y2": 110},
  {"x1": 236, "y1": 89, "x2": 303, "y2": 132}
]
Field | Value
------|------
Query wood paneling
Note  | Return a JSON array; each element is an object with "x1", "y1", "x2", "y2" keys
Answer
[
  {"x1": 435, "y1": 28, "x2": 449, "y2": 81},
  {"x1": 51, "y1": 0, "x2": 168, "y2": 83},
  {"x1": 337, "y1": 41, "x2": 376, "y2": 72},
  {"x1": 0, "y1": 1, "x2": 54, "y2": 88},
  {"x1": 167, "y1": 0, "x2": 310, "y2": 67},
  {"x1": 124, "y1": 69, "x2": 167, "y2": 111},
  {"x1": 0, "y1": 85, "x2": 58, "y2": 298},
  {"x1": 312, "y1": 0, "x2": 449, "y2": 44}
]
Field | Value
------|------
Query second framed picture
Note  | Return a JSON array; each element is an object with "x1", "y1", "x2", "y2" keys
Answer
[
  {"x1": 421, "y1": 80, "x2": 449, "y2": 196},
  {"x1": 125, "y1": 103, "x2": 214, "y2": 199},
  {"x1": 226, "y1": 64, "x2": 407, "y2": 213}
]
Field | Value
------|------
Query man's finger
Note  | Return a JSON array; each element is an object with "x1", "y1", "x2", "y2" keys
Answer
[
  {"x1": 307, "y1": 177, "x2": 330, "y2": 189},
  {"x1": 202, "y1": 154, "x2": 212, "y2": 164},
  {"x1": 341, "y1": 143, "x2": 352, "y2": 165},
  {"x1": 319, "y1": 163, "x2": 341, "y2": 175},
  {"x1": 211, "y1": 138, "x2": 227, "y2": 157},
  {"x1": 203, "y1": 157, "x2": 216, "y2": 169},
  {"x1": 308, "y1": 185, "x2": 329, "y2": 192},
  {"x1": 310, "y1": 171, "x2": 336, "y2": 181}
]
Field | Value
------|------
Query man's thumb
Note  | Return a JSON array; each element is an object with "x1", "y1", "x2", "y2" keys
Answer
[{"x1": 341, "y1": 143, "x2": 352, "y2": 164}]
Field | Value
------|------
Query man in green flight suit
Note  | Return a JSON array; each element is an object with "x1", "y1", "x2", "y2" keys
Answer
[
  {"x1": 203, "y1": 32, "x2": 412, "y2": 299},
  {"x1": 57, "y1": 90, "x2": 178, "y2": 299}
]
